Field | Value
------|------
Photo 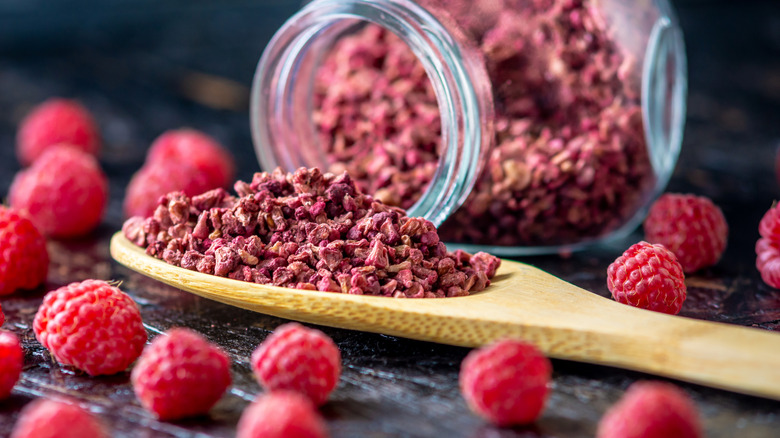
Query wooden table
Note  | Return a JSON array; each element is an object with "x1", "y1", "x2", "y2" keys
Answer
[{"x1": 1, "y1": 1, "x2": 779, "y2": 436}]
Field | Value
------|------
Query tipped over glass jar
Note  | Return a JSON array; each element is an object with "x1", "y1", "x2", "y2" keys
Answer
[{"x1": 250, "y1": 0, "x2": 686, "y2": 255}]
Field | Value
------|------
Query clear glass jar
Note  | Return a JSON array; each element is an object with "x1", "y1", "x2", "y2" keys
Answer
[{"x1": 250, "y1": 0, "x2": 686, "y2": 255}]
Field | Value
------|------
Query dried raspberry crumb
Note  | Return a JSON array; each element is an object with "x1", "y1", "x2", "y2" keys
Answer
[
  {"x1": 16, "y1": 98, "x2": 100, "y2": 166},
  {"x1": 33, "y1": 279, "x2": 147, "y2": 376},
  {"x1": 251, "y1": 323, "x2": 341, "y2": 406},
  {"x1": 597, "y1": 381, "x2": 702, "y2": 438},
  {"x1": 147, "y1": 129, "x2": 235, "y2": 190},
  {"x1": 10, "y1": 398, "x2": 109, "y2": 438},
  {"x1": 237, "y1": 391, "x2": 329, "y2": 438},
  {"x1": 459, "y1": 339, "x2": 551, "y2": 426},
  {"x1": 131, "y1": 327, "x2": 232, "y2": 420},
  {"x1": 644, "y1": 193, "x2": 728, "y2": 273},
  {"x1": 9, "y1": 145, "x2": 108, "y2": 237},
  {"x1": 0, "y1": 331, "x2": 23, "y2": 400},
  {"x1": 0, "y1": 206, "x2": 49, "y2": 295},
  {"x1": 607, "y1": 241, "x2": 687, "y2": 315}
]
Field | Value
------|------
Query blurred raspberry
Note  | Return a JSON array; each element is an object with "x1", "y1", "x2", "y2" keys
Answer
[
  {"x1": 16, "y1": 98, "x2": 100, "y2": 166},
  {"x1": 756, "y1": 237, "x2": 780, "y2": 288},
  {"x1": 9, "y1": 145, "x2": 108, "y2": 237},
  {"x1": 131, "y1": 328, "x2": 232, "y2": 420},
  {"x1": 236, "y1": 391, "x2": 329, "y2": 438},
  {"x1": 33, "y1": 279, "x2": 147, "y2": 376},
  {"x1": 0, "y1": 206, "x2": 49, "y2": 295},
  {"x1": 123, "y1": 160, "x2": 212, "y2": 218},
  {"x1": 251, "y1": 323, "x2": 341, "y2": 406},
  {"x1": 459, "y1": 339, "x2": 551, "y2": 426},
  {"x1": 0, "y1": 302, "x2": 4, "y2": 326},
  {"x1": 147, "y1": 129, "x2": 235, "y2": 189},
  {"x1": 597, "y1": 381, "x2": 702, "y2": 438},
  {"x1": 0, "y1": 331, "x2": 23, "y2": 399},
  {"x1": 607, "y1": 241, "x2": 687, "y2": 315},
  {"x1": 644, "y1": 193, "x2": 728, "y2": 273},
  {"x1": 10, "y1": 398, "x2": 109, "y2": 438}
]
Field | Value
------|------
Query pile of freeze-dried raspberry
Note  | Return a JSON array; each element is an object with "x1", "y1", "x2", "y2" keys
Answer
[
  {"x1": 123, "y1": 167, "x2": 501, "y2": 298},
  {"x1": 607, "y1": 241, "x2": 687, "y2": 315},
  {"x1": 756, "y1": 203, "x2": 780, "y2": 288},
  {"x1": 314, "y1": 0, "x2": 654, "y2": 247},
  {"x1": 124, "y1": 129, "x2": 236, "y2": 218}
]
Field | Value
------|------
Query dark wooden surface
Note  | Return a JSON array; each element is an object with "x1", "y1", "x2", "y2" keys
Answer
[{"x1": 1, "y1": 1, "x2": 780, "y2": 436}]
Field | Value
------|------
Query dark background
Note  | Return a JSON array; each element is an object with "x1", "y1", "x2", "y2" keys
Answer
[{"x1": 1, "y1": 1, "x2": 780, "y2": 437}]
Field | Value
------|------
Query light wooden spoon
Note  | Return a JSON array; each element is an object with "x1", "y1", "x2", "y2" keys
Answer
[{"x1": 111, "y1": 232, "x2": 780, "y2": 400}]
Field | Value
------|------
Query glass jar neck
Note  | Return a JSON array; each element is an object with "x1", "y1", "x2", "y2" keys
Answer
[{"x1": 250, "y1": 0, "x2": 493, "y2": 226}]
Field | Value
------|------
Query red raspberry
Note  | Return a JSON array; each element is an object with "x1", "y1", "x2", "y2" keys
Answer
[
  {"x1": 756, "y1": 238, "x2": 780, "y2": 288},
  {"x1": 644, "y1": 193, "x2": 728, "y2": 273},
  {"x1": 236, "y1": 391, "x2": 328, "y2": 438},
  {"x1": 9, "y1": 145, "x2": 108, "y2": 237},
  {"x1": 147, "y1": 129, "x2": 235, "y2": 189},
  {"x1": 0, "y1": 206, "x2": 49, "y2": 295},
  {"x1": 759, "y1": 202, "x2": 780, "y2": 242},
  {"x1": 597, "y1": 381, "x2": 702, "y2": 438},
  {"x1": 459, "y1": 339, "x2": 551, "y2": 426},
  {"x1": 0, "y1": 331, "x2": 23, "y2": 399},
  {"x1": 123, "y1": 160, "x2": 212, "y2": 218},
  {"x1": 607, "y1": 241, "x2": 687, "y2": 315},
  {"x1": 16, "y1": 98, "x2": 100, "y2": 166},
  {"x1": 10, "y1": 398, "x2": 109, "y2": 438},
  {"x1": 33, "y1": 279, "x2": 147, "y2": 376},
  {"x1": 131, "y1": 327, "x2": 232, "y2": 420},
  {"x1": 251, "y1": 323, "x2": 341, "y2": 406},
  {"x1": 0, "y1": 302, "x2": 4, "y2": 326}
]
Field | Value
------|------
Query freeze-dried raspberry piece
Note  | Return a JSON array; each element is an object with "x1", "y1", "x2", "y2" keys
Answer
[
  {"x1": 16, "y1": 98, "x2": 100, "y2": 166},
  {"x1": 459, "y1": 339, "x2": 551, "y2": 426},
  {"x1": 10, "y1": 398, "x2": 109, "y2": 438},
  {"x1": 9, "y1": 145, "x2": 108, "y2": 238},
  {"x1": 607, "y1": 241, "x2": 687, "y2": 315},
  {"x1": 237, "y1": 391, "x2": 329, "y2": 438},
  {"x1": 251, "y1": 323, "x2": 341, "y2": 406},
  {"x1": 147, "y1": 129, "x2": 235, "y2": 189},
  {"x1": 644, "y1": 193, "x2": 728, "y2": 273},
  {"x1": 0, "y1": 331, "x2": 23, "y2": 399},
  {"x1": 597, "y1": 381, "x2": 702, "y2": 438},
  {"x1": 123, "y1": 160, "x2": 213, "y2": 218},
  {"x1": 131, "y1": 328, "x2": 232, "y2": 420},
  {"x1": 0, "y1": 206, "x2": 49, "y2": 295},
  {"x1": 33, "y1": 279, "x2": 147, "y2": 376}
]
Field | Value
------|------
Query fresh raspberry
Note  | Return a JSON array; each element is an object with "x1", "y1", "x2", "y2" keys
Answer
[
  {"x1": 16, "y1": 98, "x2": 100, "y2": 166},
  {"x1": 251, "y1": 323, "x2": 341, "y2": 406},
  {"x1": 10, "y1": 398, "x2": 109, "y2": 438},
  {"x1": 9, "y1": 145, "x2": 108, "y2": 237},
  {"x1": 33, "y1": 279, "x2": 147, "y2": 376},
  {"x1": 147, "y1": 129, "x2": 235, "y2": 189},
  {"x1": 0, "y1": 331, "x2": 23, "y2": 399},
  {"x1": 131, "y1": 327, "x2": 232, "y2": 420},
  {"x1": 597, "y1": 381, "x2": 702, "y2": 438},
  {"x1": 756, "y1": 238, "x2": 780, "y2": 288},
  {"x1": 236, "y1": 391, "x2": 329, "y2": 438},
  {"x1": 607, "y1": 241, "x2": 687, "y2": 315},
  {"x1": 0, "y1": 302, "x2": 4, "y2": 326},
  {"x1": 0, "y1": 206, "x2": 49, "y2": 295},
  {"x1": 644, "y1": 193, "x2": 728, "y2": 273},
  {"x1": 759, "y1": 202, "x2": 780, "y2": 242},
  {"x1": 123, "y1": 160, "x2": 212, "y2": 218},
  {"x1": 459, "y1": 339, "x2": 551, "y2": 426}
]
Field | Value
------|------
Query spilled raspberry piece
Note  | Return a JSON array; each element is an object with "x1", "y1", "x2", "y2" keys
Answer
[
  {"x1": 459, "y1": 339, "x2": 551, "y2": 426},
  {"x1": 237, "y1": 391, "x2": 329, "y2": 438},
  {"x1": 0, "y1": 206, "x2": 49, "y2": 295},
  {"x1": 607, "y1": 241, "x2": 687, "y2": 315},
  {"x1": 0, "y1": 331, "x2": 23, "y2": 400},
  {"x1": 9, "y1": 145, "x2": 108, "y2": 237},
  {"x1": 597, "y1": 381, "x2": 702, "y2": 438},
  {"x1": 33, "y1": 279, "x2": 147, "y2": 376},
  {"x1": 131, "y1": 327, "x2": 232, "y2": 420},
  {"x1": 10, "y1": 398, "x2": 109, "y2": 438},
  {"x1": 147, "y1": 128, "x2": 235, "y2": 189},
  {"x1": 644, "y1": 193, "x2": 728, "y2": 273},
  {"x1": 16, "y1": 98, "x2": 100, "y2": 166},
  {"x1": 251, "y1": 322, "x2": 341, "y2": 406}
]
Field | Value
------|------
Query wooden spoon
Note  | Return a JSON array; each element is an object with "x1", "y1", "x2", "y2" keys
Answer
[{"x1": 111, "y1": 232, "x2": 780, "y2": 400}]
